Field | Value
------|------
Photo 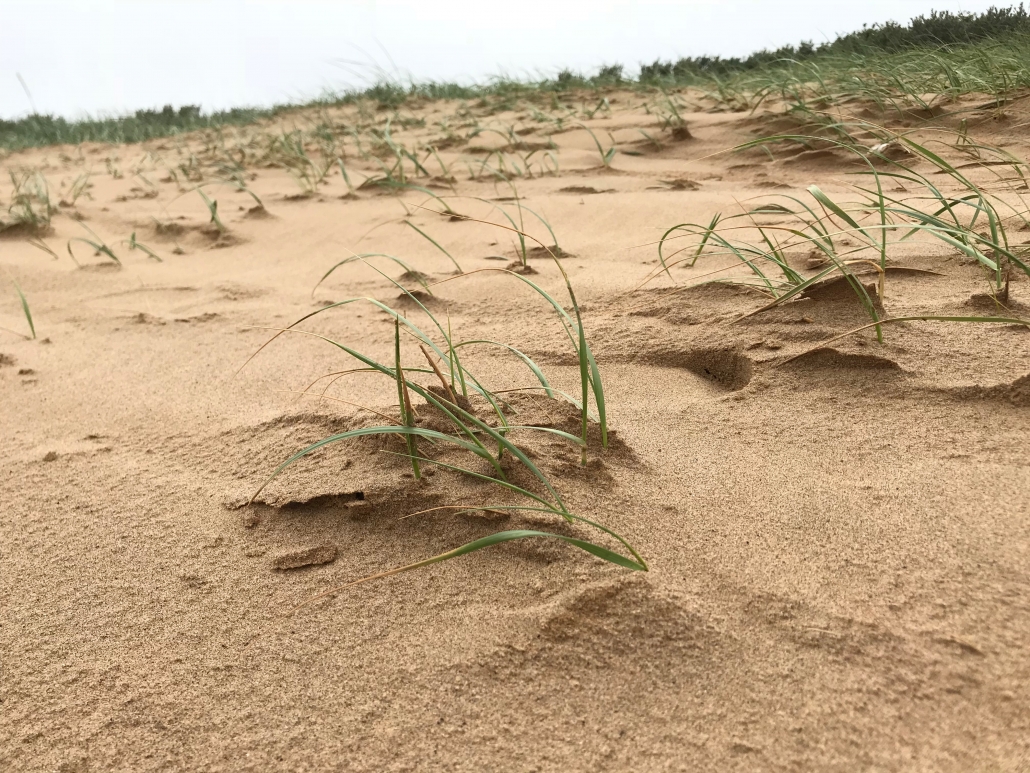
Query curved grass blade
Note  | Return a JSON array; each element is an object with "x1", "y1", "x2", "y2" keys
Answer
[
  {"x1": 312, "y1": 253, "x2": 433, "y2": 296},
  {"x1": 453, "y1": 339, "x2": 555, "y2": 398},
  {"x1": 780, "y1": 314, "x2": 1030, "y2": 366},
  {"x1": 125, "y1": 232, "x2": 162, "y2": 262},
  {"x1": 68, "y1": 237, "x2": 119, "y2": 265},
  {"x1": 404, "y1": 221, "x2": 462, "y2": 273},
  {"x1": 295, "y1": 527, "x2": 646, "y2": 608}
]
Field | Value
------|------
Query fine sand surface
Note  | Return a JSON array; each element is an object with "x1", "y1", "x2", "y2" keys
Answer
[{"x1": 2, "y1": 92, "x2": 1029, "y2": 772}]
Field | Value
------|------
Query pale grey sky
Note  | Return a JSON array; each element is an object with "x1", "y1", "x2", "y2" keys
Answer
[{"x1": 0, "y1": 0, "x2": 1008, "y2": 119}]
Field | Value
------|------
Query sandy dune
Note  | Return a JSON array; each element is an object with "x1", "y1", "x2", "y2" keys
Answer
[{"x1": 2, "y1": 91, "x2": 1029, "y2": 771}]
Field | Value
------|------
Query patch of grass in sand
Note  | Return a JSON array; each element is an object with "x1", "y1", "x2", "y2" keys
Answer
[
  {"x1": 59, "y1": 171, "x2": 93, "y2": 208},
  {"x1": 1, "y1": 170, "x2": 53, "y2": 236},
  {"x1": 200, "y1": 176, "x2": 265, "y2": 212},
  {"x1": 576, "y1": 123, "x2": 617, "y2": 168},
  {"x1": 123, "y1": 232, "x2": 162, "y2": 263},
  {"x1": 66, "y1": 222, "x2": 119, "y2": 266},
  {"x1": 196, "y1": 188, "x2": 224, "y2": 233},
  {"x1": 698, "y1": 43, "x2": 1030, "y2": 125},
  {"x1": 243, "y1": 227, "x2": 636, "y2": 596},
  {"x1": 272, "y1": 130, "x2": 337, "y2": 197},
  {"x1": 642, "y1": 89, "x2": 692, "y2": 141},
  {"x1": 65, "y1": 225, "x2": 157, "y2": 267},
  {"x1": 648, "y1": 128, "x2": 1030, "y2": 340}
]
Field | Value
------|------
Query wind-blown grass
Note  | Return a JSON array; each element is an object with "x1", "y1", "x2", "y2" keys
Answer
[
  {"x1": 123, "y1": 232, "x2": 162, "y2": 262},
  {"x1": 243, "y1": 226, "x2": 626, "y2": 594},
  {"x1": 403, "y1": 221, "x2": 463, "y2": 273},
  {"x1": 779, "y1": 314, "x2": 1030, "y2": 366},
  {"x1": 314, "y1": 252, "x2": 433, "y2": 296},
  {"x1": 67, "y1": 222, "x2": 119, "y2": 266},
  {"x1": 576, "y1": 123, "x2": 617, "y2": 168},
  {"x1": 59, "y1": 171, "x2": 92, "y2": 208},
  {"x1": 1, "y1": 170, "x2": 53, "y2": 235},
  {"x1": 649, "y1": 127, "x2": 1030, "y2": 341},
  {"x1": 273, "y1": 130, "x2": 337, "y2": 196},
  {"x1": 196, "y1": 188, "x2": 224, "y2": 232}
]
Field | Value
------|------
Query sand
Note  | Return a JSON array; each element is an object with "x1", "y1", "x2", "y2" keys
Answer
[{"x1": 2, "y1": 91, "x2": 1029, "y2": 772}]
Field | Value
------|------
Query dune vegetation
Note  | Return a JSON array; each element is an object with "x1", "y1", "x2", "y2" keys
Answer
[{"x1": 3, "y1": 5, "x2": 1030, "y2": 771}]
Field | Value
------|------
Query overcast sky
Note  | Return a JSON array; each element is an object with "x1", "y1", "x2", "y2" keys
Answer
[{"x1": 0, "y1": 0, "x2": 1009, "y2": 119}]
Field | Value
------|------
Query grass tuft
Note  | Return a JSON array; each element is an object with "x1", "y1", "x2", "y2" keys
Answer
[
  {"x1": 242, "y1": 222, "x2": 627, "y2": 594},
  {"x1": 649, "y1": 128, "x2": 1030, "y2": 342}
]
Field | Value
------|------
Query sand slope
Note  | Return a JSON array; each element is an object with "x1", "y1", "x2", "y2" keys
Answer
[{"x1": 2, "y1": 92, "x2": 1029, "y2": 772}]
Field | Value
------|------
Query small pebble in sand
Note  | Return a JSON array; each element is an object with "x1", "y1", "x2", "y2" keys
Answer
[
  {"x1": 42, "y1": 451, "x2": 58, "y2": 462},
  {"x1": 242, "y1": 510, "x2": 261, "y2": 528},
  {"x1": 272, "y1": 544, "x2": 338, "y2": 570}
]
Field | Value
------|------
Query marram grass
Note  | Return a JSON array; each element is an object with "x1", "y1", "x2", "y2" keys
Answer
[
  {"x1": 243, "y1": 229, "x2": 634, "y2": 599},
  {"x1": 649, "y1": 126, "x2": 1030, "y2": 341}
]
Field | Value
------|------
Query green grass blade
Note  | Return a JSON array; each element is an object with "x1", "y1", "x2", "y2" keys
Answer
[
  {"x1": 312, "y1": 253, "x2": 433, "y2": 296},
  {"x1": 404, "y1": 221, "x2": 463, "y2": 273},
  {"x1": 453, "y1": 339, "x2": 555, "y2": 398},
  {"x1": 296, "y1": 528, "x2": 646, "y2": 604},
  {"x1": 12, "y1": 279, "x2": 35, "y2": 339},
  {"x1": 395, "y1": 319, "x2": 421, "y2": 479}
]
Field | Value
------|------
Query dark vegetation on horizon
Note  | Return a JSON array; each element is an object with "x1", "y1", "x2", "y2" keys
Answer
[
  {"x1": 2, "y1": 4, "x2": 1029, "y2": 151},
  {"x1": 640, "y1": 3, "x2": 1030, "y2": 77}
]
